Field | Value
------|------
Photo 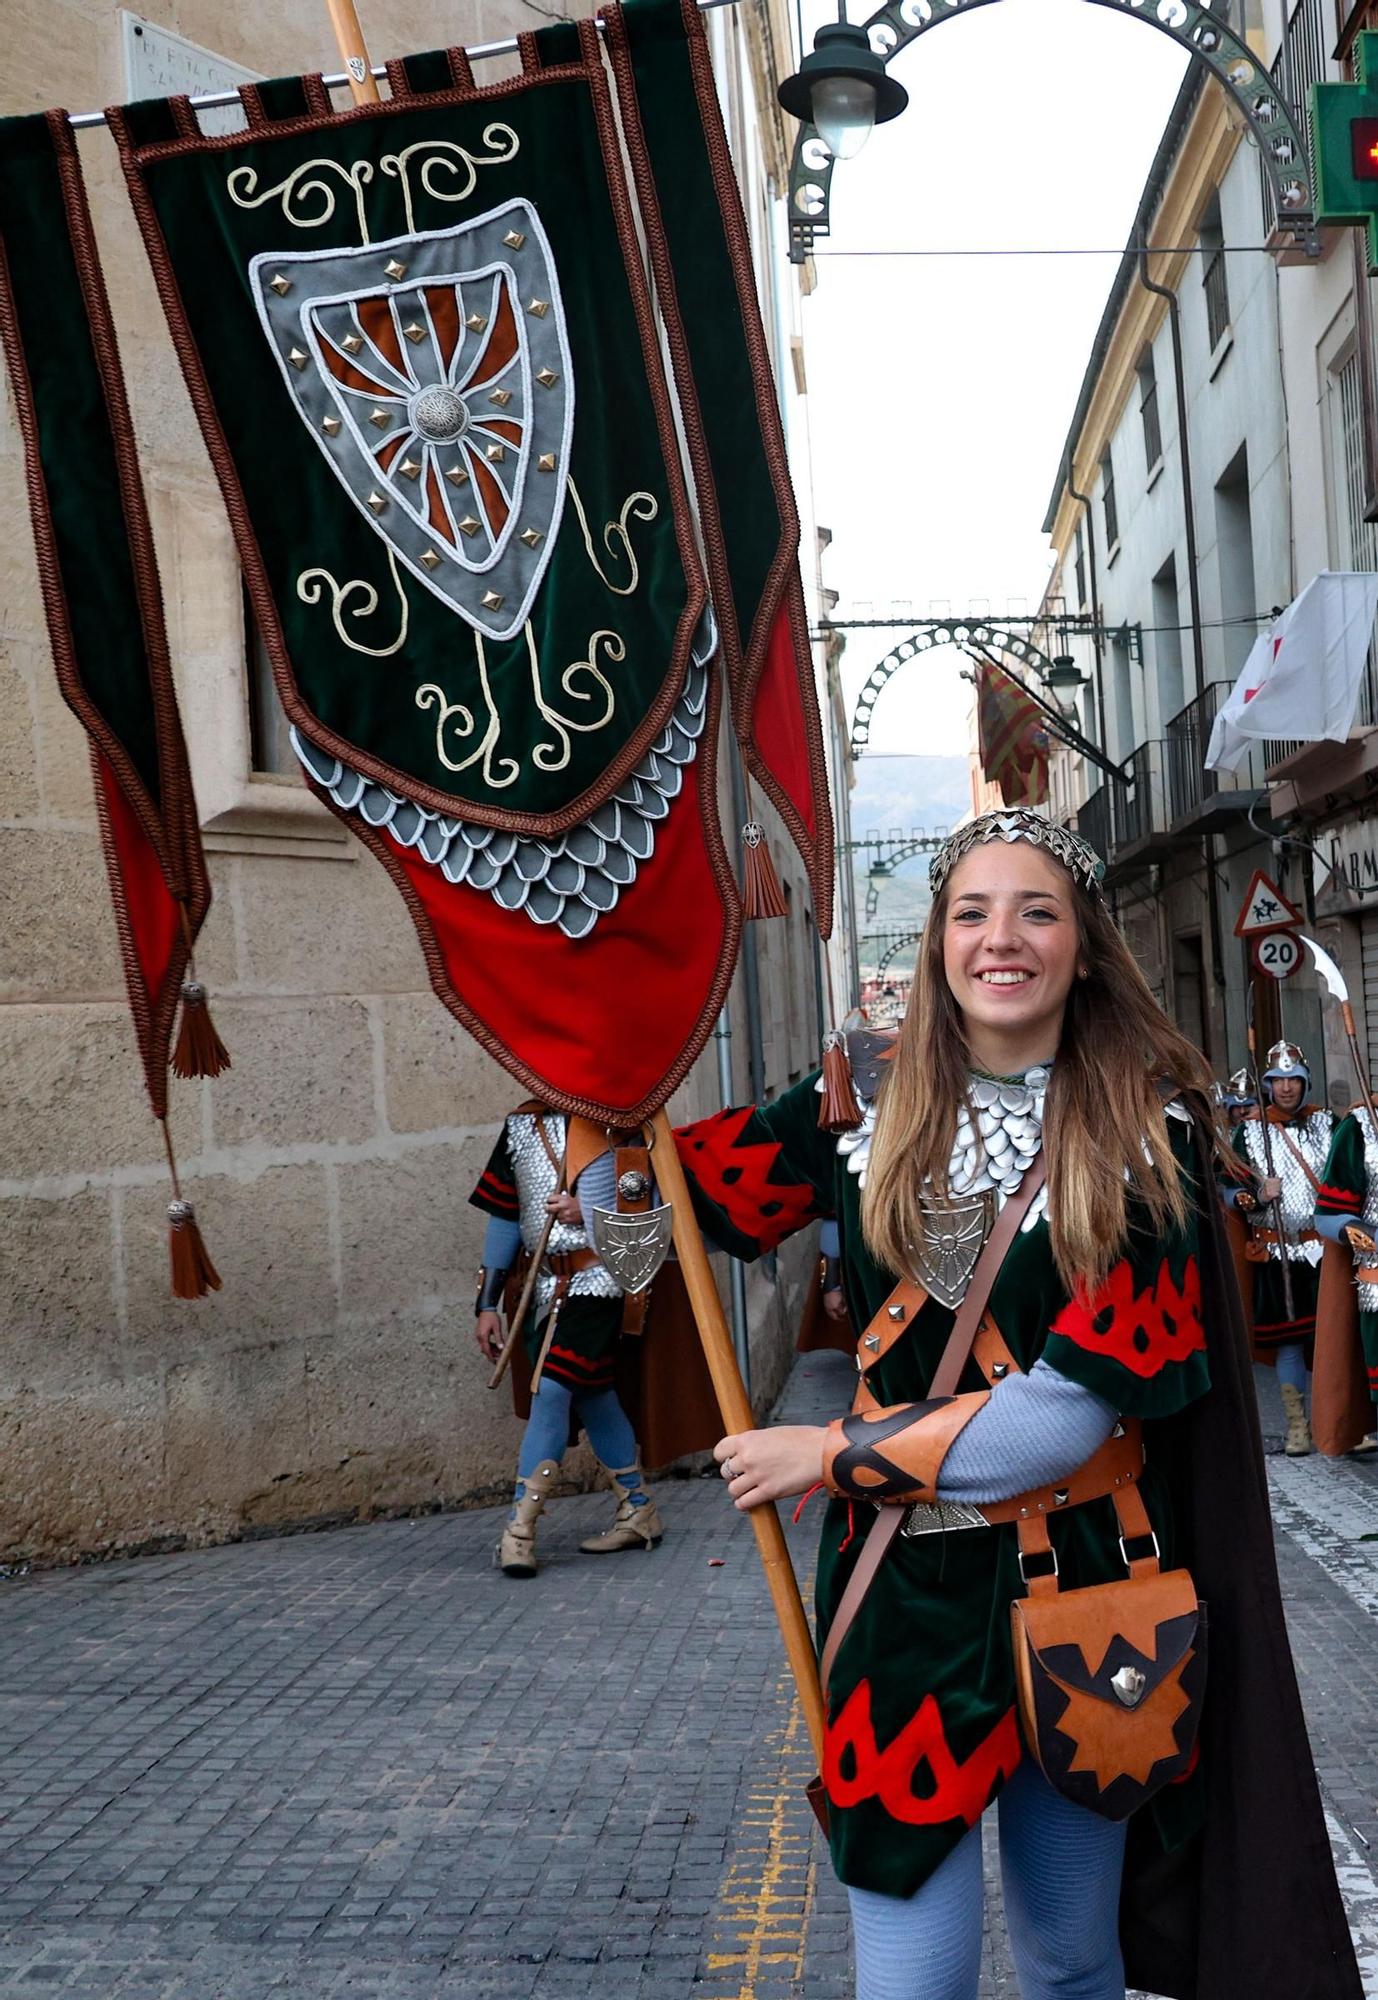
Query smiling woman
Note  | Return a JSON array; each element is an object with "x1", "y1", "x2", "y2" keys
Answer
[{"x1": 676, "y1": 806, "x2": 1364, "y2": 2000}]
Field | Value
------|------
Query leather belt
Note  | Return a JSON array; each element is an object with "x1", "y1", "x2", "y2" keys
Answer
[
  {"x1": 1357, "y1": 1266, "x2": 1378, "y2": 1285},
  {"x1": 1250, "y1": 1227, "x2": 1319, "y2": 1247},
  {"x1": 547, "y1": 1248, "x2": 598, "y2": 1278},
  {"x1": 898, "y1": 1419, "x2": 1143, "y2": 1538}
]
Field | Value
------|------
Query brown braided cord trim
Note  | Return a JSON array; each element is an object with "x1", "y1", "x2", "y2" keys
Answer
[
  {"x1": 600, "y1": 0, "x2": 834, "y2": 934},
  {"x1": 106, "y1": 54, "x2": 706, "y2": 835},
  {"x1": 306, "y1": 660, "x2": 742, "y2": 1125},
  {"x1": 49, "y1": 114, "x2": 209, "y2": 925}
]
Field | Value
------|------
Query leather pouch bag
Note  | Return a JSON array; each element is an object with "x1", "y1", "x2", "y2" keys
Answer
[{"x1": 1010, "y1": 1566, "x2": 1206, "y2": 1822}]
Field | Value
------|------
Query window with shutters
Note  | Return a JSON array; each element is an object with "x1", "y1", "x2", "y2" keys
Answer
[
  {"x1": 1101, "y1": 450, "x2": 1119, "y2": 556},
  {"x1": 1138, "y1": 347, "x2": 1162, "y2": 473},
  {"x1": 1329, "y1": 346, "x2": 1378, "y2": 724}
]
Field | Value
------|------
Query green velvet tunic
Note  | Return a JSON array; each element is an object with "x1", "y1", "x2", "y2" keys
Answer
[{"x1": 676, "y1": 1074, "x2": 1211, "y2": 1899}]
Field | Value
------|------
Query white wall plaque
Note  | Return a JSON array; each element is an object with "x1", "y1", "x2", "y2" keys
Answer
[{"x1": 120, "y1": 13, "x2": 260, "y2": 138}]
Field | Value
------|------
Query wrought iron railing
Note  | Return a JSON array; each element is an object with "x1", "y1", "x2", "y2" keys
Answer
[
  {"x1": 1078, "y1": 784, "x2": 1112, "y2": 865},
  {"x1": 1259, "y1": 0, "x2": 1331, "y2": 235},
  {"x1": 1114, "y1": 741, "x2": 1166, "y2": 850},
  {"x1": 1166, "y1": 686, "x2": 1220, "y2": 821},
  {"x1": 1203, "y1": 247, "x2": 1230, "y2": 351}
]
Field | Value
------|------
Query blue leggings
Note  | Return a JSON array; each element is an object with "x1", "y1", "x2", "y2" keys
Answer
[
  {"x1": 847, "y1": 1760, "x2": 1126, "y2": 2000},
  {"x1": 516, "y1": 1377, "x2": 647, "y2": 1502},
  {"x1": 1275, "y1": 1341, "x2": 1309, "y2": 1395}
]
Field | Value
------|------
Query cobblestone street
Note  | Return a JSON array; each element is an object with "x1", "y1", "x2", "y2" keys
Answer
[{"x1": 0, "y1": 1353, "x2": 1376, "y2": 1999}]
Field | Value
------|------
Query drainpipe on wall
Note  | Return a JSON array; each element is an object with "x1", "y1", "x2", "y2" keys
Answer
[
  {"x1": 1064, "y1": 456, "x2": 1109, "y2": 758},
  {"x1": 1135, "y1": 236, "x2": 1227, "y2": 1038}
]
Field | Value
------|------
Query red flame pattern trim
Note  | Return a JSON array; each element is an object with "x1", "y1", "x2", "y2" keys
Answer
[
  {"x1": 674, "y1": 1105, "x2": 820, "y2": 1249},
  {"x1": 1049, "y1": 1255, "x2": 1205, "y2": 1380},
  {"x1": 824, "y1": 1680, "x2": 1022, "y2": 1829}
]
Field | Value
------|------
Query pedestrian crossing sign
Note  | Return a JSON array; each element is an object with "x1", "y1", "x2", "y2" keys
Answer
[{"x1": 1234, "y1": 869, "x2": 1303, "y2": 938}]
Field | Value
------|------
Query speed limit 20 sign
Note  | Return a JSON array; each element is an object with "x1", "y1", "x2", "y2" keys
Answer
[{"x1": 1253, "y1": 931, "x2": 1302, "y2": 981}]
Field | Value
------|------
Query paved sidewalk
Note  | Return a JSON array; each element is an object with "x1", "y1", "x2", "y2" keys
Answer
[{"x1": 0, "y1": 1355, "x2": 1374, "y2": 1997}]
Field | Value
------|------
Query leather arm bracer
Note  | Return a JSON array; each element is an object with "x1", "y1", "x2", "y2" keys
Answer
[
  {"x1": 475, "y1": 1266, "x2": 509, "y2": 1315},
  {"x1": 822, "y1": 1393, "x2": 990, "y2": 1505},
  {"x1": 822, "y1": 1255, "x2": 842, "y2": 1292}
]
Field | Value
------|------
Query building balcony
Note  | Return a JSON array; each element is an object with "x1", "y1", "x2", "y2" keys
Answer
[{"x1": 1163, "y1": 682, "x2": 1264, "y2": 832}]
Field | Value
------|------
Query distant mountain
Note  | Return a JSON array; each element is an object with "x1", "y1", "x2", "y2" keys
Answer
[
  {"x1": 845, "y1": 755, "x2": 972, "y2": 840},
  {"x1": 843, "y1": 755, "x2": 971, "y2": 975}
]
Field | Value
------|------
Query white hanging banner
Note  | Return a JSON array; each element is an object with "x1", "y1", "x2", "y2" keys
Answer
[{"x1": 1205, "y1": 570, "x2": 1378, "y2": 774}]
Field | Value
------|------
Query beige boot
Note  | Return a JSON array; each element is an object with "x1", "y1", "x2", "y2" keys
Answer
[
  {"x1": 1280, "y1": 1381, "x2": 1312, "y2": 1458},
  {"x1": 497, "y1": 1459, "x2": 560, "y2": 1577},
  {"x1": 579, "y1": 1463, "x2": 663, "y2": 1553}
]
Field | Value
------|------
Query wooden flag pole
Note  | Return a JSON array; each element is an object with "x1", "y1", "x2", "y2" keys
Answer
[
  {"x1": 324, "y1": 0, "x2": 382, "y2": 103},
  {"x1": 651, "y1": 1109, "x2": 827, "y2": 1763}
]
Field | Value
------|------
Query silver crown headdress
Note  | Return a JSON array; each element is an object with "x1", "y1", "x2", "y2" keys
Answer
[{"x1": 929, "y1": 809, "x2": 1106, "y2": 900}]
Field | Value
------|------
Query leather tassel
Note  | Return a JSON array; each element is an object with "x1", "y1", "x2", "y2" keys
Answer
[
  {"x1": 818, "y1": 1029, "x2": 862, "y2": 1134},
  {"x1": 168, "y1": 1199, "x2": 222, "y2": 1300},
  {"x1": 171, "y1": 979, "x2": 231, "y2": 1080},
  {"x1": 741, "y1": 819, "x2": 788, "y2": 921}
]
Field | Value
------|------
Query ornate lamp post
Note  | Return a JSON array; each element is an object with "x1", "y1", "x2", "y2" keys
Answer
[{"x1": 777, "y1": 7, "x2": 908, "y2": 161}]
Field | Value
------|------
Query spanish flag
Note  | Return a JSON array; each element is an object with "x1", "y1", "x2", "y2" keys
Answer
[{"x1": 976, "y1": 661, "x2": 1050, "y2": 806}]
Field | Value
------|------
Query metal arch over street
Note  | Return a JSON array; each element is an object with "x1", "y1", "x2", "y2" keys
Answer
[
  {"x1": 860, "y1": 926, "x2": 924, "y2": 975},
  {"x1": 787, "y1": 0, "x2": 1314, "y2": 263},
  {"x1": 850, "y1": 619, "x2": 1061, "y2": 756}
]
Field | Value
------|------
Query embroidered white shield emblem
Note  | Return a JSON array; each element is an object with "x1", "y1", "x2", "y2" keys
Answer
[{"x1": 250, "y1": 200, "x2": 573, "y2": 642}]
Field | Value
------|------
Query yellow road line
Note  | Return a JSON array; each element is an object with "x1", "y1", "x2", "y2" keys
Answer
[{"x1": 703, "y1": 1678, "x2": 819, "y2": 2000}]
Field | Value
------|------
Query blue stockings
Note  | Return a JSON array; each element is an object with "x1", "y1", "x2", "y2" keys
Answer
[
  {"x1": 514, "y1": 1377, "x2": 647, "y2": 1504},
  {"x1": 848, "y1": 1759, "x2": 1127, "y2": 2000},
  {"x1": 1275, "y1": 1341, "x2": 1309, "y2": 1396}
]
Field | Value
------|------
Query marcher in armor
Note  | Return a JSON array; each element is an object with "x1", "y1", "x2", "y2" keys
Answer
[
  {"x1": 1313, "y1": 1096, "x2": 1378, "y2": 1456},
  {"x1": 1222, "y1": 1042, "x2": 1332, "y2": 1456},
  {"x1": 471, "y1": 1106, "x2": 663, "y2": 1576},
  {"x1": 1221, "y1": 1065, "x2": 1257, "y2": 1130},
  {"x1": 674, "y1": 809, "x2": 1360, "y2": 2000}
]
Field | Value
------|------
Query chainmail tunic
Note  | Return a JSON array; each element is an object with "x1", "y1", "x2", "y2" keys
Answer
[
  {"x1": 506, "y1": 1112, "x2": 621, "y2": 1308},
  {"x1": 1349, "y1": 1107, "x2": 1378, "y2": 1315},
  {"x1": 1237, "y1": 1110, "x2": 1332, "y2": 1267}
]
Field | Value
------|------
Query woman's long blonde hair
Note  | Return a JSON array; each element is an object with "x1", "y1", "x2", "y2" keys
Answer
[{"x1": 861, "y1": 856, "x2": 1216, "y2": 1297}]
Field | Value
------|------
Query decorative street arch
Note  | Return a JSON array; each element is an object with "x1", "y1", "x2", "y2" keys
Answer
[
  {"x1": 787, "y1": 0, "x2": 1314, "y2": 263},
  {"x1": 850, "y1": 619, "x2": 1062, "y2": 755},
  {"x1": 867, "y1": 928, "x2": 923, "y2": 976}
]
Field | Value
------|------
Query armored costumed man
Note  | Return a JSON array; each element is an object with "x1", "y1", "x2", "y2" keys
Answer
[
  {"x1": 471, "y1": 1106, "x2": 664, "y2": 1576},
  {"x1": 1224, "y1": 1041, "x2": 1332, "y2": 1456},
  {"x1": 1314, "y1": 1089, "x2": 1378, "y2": 1457},
  {"x1": 1221, "y1": 1066, "x2": 1258, "y2": 1131}
]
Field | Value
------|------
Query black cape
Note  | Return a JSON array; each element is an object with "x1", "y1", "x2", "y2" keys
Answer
[{"x1": 1119, "y1": 1116, "x2": 1362, "y2": 1997}]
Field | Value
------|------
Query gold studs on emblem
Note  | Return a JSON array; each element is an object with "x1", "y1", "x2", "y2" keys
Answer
[
  {"x1": 384, "y1": 258, "x2": 407, "y2": 281},
  {"x1": 288, "y1": 347, "x2": 309, "y2": 370},
  {"x1": 537, "y1": 453, "x2": 556, "y2": 473},
  {"x1": 536, "y1": 368, "x2": 558, "y2": 389},
  {"x1": 458, "y1": 516, "x2": 481, "y2": 537},
  {"x1": 488, "y1": 388, "x2": 513, "y2": 407},
  {"x1": 443, "y1": 464, "x2": 470, "y2": 486},
  {"x1": 341, "y1": 332, "x2": 364, "y2": 354},
  {"x1": 398, "y1": 456, "x2": 422, "y2": 480},
  {"x1": 366, "y1": 491, "x2": 387, "y2": 514},
  {"x1": 403, "y1": 321, "x2": 426, "y2": 344},
  {"x1": 527, "y1": 298, "x2": 550, "y2": 319},
  {"x1": 419, "y1": 550, "x2": 442, "y2": 571},
  {"x1": 465, "y1": 311, "x2": 488, "y2": 333},
  {"x1": 321, "y1": 415, "x2": 342, "y2": 436},
  {"x1": 368, "y1": 407, "x2": 391, "y2": 430},
  {"x1": 484, "y1": 443, "x2": 506, "y2": 463},
  {"x1": 503, "y1": 229, "x2": 526, "y2": 249},
  {"x1": 481, "y1": 590, "x2": 504, "y2": 611},
  {"x1": 269, "y1": 273, "x2": 291, "y2": 296},
  {"x1": 520, "y1": 528, "x2": 543, "y2": 549}
]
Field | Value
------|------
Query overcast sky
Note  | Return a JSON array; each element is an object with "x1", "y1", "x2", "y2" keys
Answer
[{"x1": 799, "y1": 0, "x2": 1191, "y2": 757}]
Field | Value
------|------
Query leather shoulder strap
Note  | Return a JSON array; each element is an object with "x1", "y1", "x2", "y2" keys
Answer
[{"x1": 818, "y1": 1151, "x2": 1047, "y2": 1700}]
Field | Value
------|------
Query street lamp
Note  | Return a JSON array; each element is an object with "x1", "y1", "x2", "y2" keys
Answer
[
  {"x1": 777, "y1": 10, "x2": 909, "y2": 161},
  {"x1": 1044, "y1": 654, "x2": 1088, "y2": 722}
]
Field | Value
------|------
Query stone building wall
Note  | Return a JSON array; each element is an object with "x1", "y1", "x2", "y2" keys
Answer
[{"x1": 0, "y1": 0, "x2": 827, "y2": 1563}]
